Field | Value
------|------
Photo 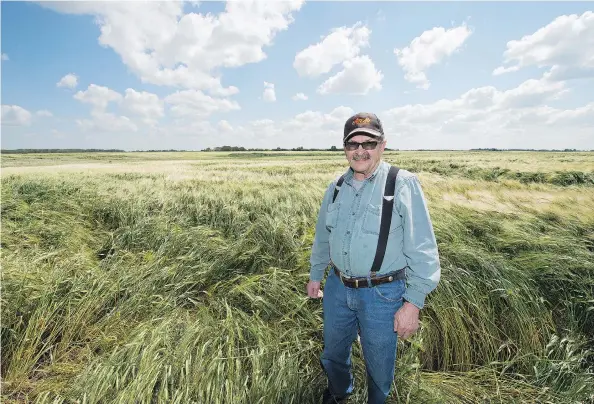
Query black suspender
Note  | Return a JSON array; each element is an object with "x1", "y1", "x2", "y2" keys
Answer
[
  {"x1": 330, "y1": 165, "x2": 400, "y2": 272},
  {"x1": 332, "y1": 174, "x2": 346, "y2": 203},
  {"x1": 370, "y1": 166, "x2": 399, "y2": 272}
]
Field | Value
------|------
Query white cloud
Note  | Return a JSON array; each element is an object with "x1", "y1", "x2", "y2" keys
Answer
[
  {"x1": 56, "y1": 73, "x2": 79, "y2": 89},
  {"x1": 293, "y1": 22, "x2": 370, "y2": 77},
  {"x1": 493, "y1": 11, "x2": 594, "y2": 81},
  {"x1": 377, "y1": 73, "x2": 591, "y2": 148},
  {"x1": 77, "y1": 111, "x2": 138, "y2": 133},
  {"x1": 41, "y1": 1, "x2": 304, "y2": 95},
  {"x1": 73, "y1": 85, "x2": 161, "y2": 132},
  {"x1": 164, "y1": 89, "x2": 240, "y2": 118},
  {"x1": 394, "y1": 22, "x2": 473, "y2": 89},
  {"x1": 213, "y1": 72, "x2": 592, "y2": 150},
  {"x1": 69, "y1": 83, "x2": 239, "y2": 137},
  {"x1": 121, "y1": 89, "x2": 164, "y2": 126},
  {"x1": 149, "y1": 106, "x2": 356, "y2": 149},
  {"x1": 262, "y1": 81, "x2": 276, "y2": 102},
  {"x1": 381, "y1": 74, "x2": 566, "y2": 127},
  {"x1": 74, "y1": 84, "x2": 122, "y2": 112},
  {"x1": 7, "y1": 4, "x2": 592, "y2": 151},
  {"x1": 289, "y1": 106, "x2": 354, "y2": 130},
  {"x1": 36, "y1": 110, "x2": 54, "y2": 117},
  {"x1": 1, "y1": 105, "x2": 33, "y2": 126},
  {"x1": 209, "y1": 85, "x2": 240, "y2": 98},
  {"x1": 293, "y1": 21, "x2": 381, "y2": 96},
  {"x1": 1, "y1": 53, "x2": 9, "y2": 61},
  {"x1": 292, "y1": 92, "x2": 308, "y2": 101},
  {"x1": 221, "y1": 106, "x2": 355, "y2": 148},
  {"x1": 492, "y1": 65, "x2": 520, "y2": 76},
  {"x1": 495, "y1": 78, "x2": 568, "y2": 109},
  {"x1": 317, "y1": 55, "x2": 383, "y2": 95}
]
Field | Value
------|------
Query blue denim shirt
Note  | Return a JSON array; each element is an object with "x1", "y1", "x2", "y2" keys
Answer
[{"x1": 309, "y1": 160, "x2": 441, "y2": 309}]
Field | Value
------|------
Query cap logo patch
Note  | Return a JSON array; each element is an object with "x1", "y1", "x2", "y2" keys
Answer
[{"x1": 353, "y1": 117, "x2": 371, "y2": 126}]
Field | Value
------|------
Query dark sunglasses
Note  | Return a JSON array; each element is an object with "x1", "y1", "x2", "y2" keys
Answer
[{"x1": 344, "y1": 140, "x2": 380, "y2": 151}]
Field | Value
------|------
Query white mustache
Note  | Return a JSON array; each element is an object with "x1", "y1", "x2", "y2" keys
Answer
[{"x1": 352, "y1": 154, "x2": 370, "y2": 161}]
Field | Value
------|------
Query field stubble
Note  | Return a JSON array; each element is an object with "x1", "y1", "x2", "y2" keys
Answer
[{"x1": 1, "y1": 151, "x2": 593, "y2": 403}]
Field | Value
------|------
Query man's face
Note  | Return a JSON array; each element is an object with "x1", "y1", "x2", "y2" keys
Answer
[{"x1": 343, "y1": 133, "x2": 386, "y2": 176}]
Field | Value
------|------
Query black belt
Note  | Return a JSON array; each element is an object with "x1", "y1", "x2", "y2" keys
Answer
[{"x1": 332, "y1": 264, "x2": 406, "y2": 288}]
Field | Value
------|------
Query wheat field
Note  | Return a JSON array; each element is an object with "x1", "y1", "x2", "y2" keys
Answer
[{"x1": 1, "y1": 150, "x2": 593, "y2": 403}]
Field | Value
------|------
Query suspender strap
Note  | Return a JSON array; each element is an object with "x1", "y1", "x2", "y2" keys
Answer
[
  {"x1": 332, "y1": 175, "x2": 346, "y2": 203},
  {"x1": 370, "y1": 166, "x2": 399, "y2": 272}
]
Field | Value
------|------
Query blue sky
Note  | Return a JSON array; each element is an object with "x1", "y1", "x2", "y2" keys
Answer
[{"x1": 2, "y1": 1, "x2": 593, "y2": 150}]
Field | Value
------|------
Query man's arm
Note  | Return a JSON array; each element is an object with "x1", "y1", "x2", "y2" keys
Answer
[
  {"x1": 309, "y1": 181, "x2": 336, "y2": 282},
  {"x1": 396, "y1": 175, "x2": 441, "y2": 310}
]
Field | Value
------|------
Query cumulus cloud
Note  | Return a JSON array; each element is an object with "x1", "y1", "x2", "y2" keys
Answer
[
  {"x1": 121, "y1": 89, "x2": 164, "y2": 126},
  {"x1": 213, "y1": 72, "x2": 592, "y2": 150},
  {"x1": 493, "y1": 11, "x2": 594, "y2": 81},
  {"x1": 293, "y1": 22, "x2": 370, "y2": 77},
  {"x1": 164, "y1": 89, "x2": 241, "y2": 118},
  {"x1": 293, "y1": 21, "x2": 382, "y2": 96},
  {"x1": 41, "y1": 1, "x2": 304, "y2": 95},
  {"x1": 1, "y1": 53, "x2": 9, "y2": 61},
  {"x1": 72, "y1": 84, "x2": 167, "y2": 132},
  {"x1": 8, "y1": 4, "x2": 592, "y2": 151},
  {"x1": 1, "y1": 105, "x2": 33, "y2": 126},
  {"x1": 218, "y1": 106, "x2": 355, "y2": 149},
  {"x1": 57, "y1": 73, "x2": 79, "y2": 89},
  {"x1": 262, "y1": 82, "x2": 276, "y2": 102},
  {"x1": 317, "y1": 56, "x2": 383, "y2": 95},
  {"x1": 73, "y1": 84, "x2": 122, "y2": 112},
  {"x1": 394, "y1": 22, "x2": 473, "y2": 89},
  {"x1": 292, "y1": 92, "x2": 308, "y2": 101},
  {"x1": 378, "y1": 73, "x2": 590, "y2": 148},
  {"x1": 69, "y1": 82, "x2": 239, "y2": 136},
  {"x1": 77, "y1": 111, "x2": 138, "y2": 133}
]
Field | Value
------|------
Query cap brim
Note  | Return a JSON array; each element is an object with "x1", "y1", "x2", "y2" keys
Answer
[{"x1": 344, "y1": 128, "x2": 383, "y2": 142}]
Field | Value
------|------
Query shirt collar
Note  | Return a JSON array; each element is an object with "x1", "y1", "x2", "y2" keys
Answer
[{"x1": 344, "y1": 160, "x2": 386, "y2": 184}]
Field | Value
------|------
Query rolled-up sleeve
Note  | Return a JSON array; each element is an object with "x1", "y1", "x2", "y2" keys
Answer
[
  {"x1": 309, "y1": 182, "x2": 335, "y2": 282},
  {"x1": 396, "y1": 176, "x2": 441, "y2": 309}
]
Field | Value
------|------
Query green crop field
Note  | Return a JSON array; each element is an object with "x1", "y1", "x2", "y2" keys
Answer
[{"x1": 2, "y1": 150, "x2": 593, "y2": 403}]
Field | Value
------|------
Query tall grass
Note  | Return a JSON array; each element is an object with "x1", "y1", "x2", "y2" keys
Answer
[{"x1": 2, "y1": 151, "x2": 593, "y2": 403}]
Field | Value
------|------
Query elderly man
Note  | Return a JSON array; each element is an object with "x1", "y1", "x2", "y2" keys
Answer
[{"x1": 307, "y1": 112, "x2": 441, "y2": 404}]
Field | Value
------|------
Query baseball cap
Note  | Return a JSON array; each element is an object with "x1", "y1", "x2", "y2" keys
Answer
[{"x1": 343, "y1": 112, "x2": 384, "y2": 143}]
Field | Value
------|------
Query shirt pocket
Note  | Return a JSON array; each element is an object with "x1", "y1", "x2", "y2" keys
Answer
[
  {"x1": 361, "y1": 202, "x2": 402, "y2": 235},
  {"x1": 325, "y1": 202, "x2": 340, "y2": 231}
]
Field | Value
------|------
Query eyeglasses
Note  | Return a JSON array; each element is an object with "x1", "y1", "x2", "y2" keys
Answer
[{"x1": 344, "y1": 140, "x2": 380, "y2": 151}]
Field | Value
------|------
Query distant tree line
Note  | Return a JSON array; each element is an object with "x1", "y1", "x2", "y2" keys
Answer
[
  {"x1": 202, "y1": 146, "x2": 407, "y2": 152},
  {"x1": 1, "y1": 147, "x2": 590, "y2": 154},
  {"x1": 201, "y1": 146, "x2": 344, "y2": 152},
  {"x1": 470, "y1": 148, "x2": 584, "y2": 152},
  {"x1": 1, "y1": 148, "x2": 126, "y2": 154}
]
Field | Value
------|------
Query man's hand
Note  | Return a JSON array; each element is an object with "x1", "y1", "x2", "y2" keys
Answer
[
  {"x1": 394, "y1": 302, "x2": 420, "y2": 339},
  {"x1": 307, "y1": 280, "x2": 323, "y2": 298}
]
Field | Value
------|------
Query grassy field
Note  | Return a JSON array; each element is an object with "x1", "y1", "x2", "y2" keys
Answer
[{"x1": 1, "y1": 150, "x2": 593, "y2": 403}]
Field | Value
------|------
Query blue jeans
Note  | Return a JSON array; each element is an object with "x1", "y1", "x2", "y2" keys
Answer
[{"x1": 320, "y1": 269, "x2": 405, "y2": 404}]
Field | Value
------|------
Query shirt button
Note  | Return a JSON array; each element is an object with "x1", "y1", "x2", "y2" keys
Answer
[
  {"x1": 352, "y1": 212, "x2": 355, "y2": 216},
  {"x1": 343, "y1": 251, "x2": 348, "y2": 255},
  {"x1": 356, "y1": 193, "x2": 359, "y2": 197},
  {"x1": 346, "y1": 231, "x2": 351, "y2": 235}
]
